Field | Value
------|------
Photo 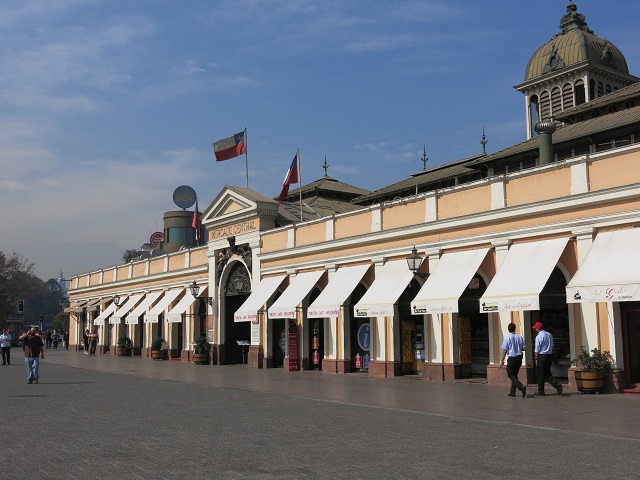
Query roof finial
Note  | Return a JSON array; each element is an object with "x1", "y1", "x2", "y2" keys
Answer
[
  {"x1": 480, "y1": 127, "x2": 488, "y2": 154},
  {"x1": 323, "y1": 156, "x2": 329, "y2": 176},
  {"x1": 421, "y1": 145, "x2": 428, "y2": 170}
]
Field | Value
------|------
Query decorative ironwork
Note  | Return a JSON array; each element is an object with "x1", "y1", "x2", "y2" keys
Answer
[
  {"x1": 224, "y1": 262, "x2": 251, "y2": 296},
  {"x1": 216, "y1": 243, "x2": 252, "y2": 286}
]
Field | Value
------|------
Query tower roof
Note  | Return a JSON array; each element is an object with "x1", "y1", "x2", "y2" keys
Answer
[{"x1": 524, "y1": 1, "x2": 629, "y2": 82}]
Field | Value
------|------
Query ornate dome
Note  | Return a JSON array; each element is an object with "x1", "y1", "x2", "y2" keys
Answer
[{"x1": 524, "y1": 1, "x2": 629, "y2": 81}]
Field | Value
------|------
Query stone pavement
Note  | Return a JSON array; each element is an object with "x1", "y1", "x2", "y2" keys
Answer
[{"x1": 2, "y1": 349, "x2": 640, "y2": 479}]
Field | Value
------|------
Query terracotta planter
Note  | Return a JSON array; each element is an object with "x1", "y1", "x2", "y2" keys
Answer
[
  {"x1": 192, "y1": 353, "x2": 208, "y2": 365},
  {"x1": 116, "y1": 347, "x2": 130, "y2": 357},
  {"x1": 151, "y1": 349, "x2": 165, "y2": 360},
  {"x1": 575, "y1": 371, "x2": 604, "y2": 393}
]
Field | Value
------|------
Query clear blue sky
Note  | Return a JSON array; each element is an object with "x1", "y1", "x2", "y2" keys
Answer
[{"x1": 2, "y1": 0, "x2": 639, "y2": 280}]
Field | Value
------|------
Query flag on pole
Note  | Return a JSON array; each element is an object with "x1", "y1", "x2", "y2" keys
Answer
[
  {"x1": 213, "y1": 130, "x2": 246, "y2": 161},
  {"x1": 192, "y1": 197, "x2": 199, "y2": 246},
  {"x1": 277, "y1": 152, "x2": 300, "y2": 204}
]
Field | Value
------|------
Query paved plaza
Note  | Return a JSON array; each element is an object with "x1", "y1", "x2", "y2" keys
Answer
[{"x1": 2, "y1": 349, "x2": 640, "y2": 479}]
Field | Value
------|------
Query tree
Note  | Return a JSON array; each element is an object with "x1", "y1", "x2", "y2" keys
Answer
[
  {"x1": 0, "y1": 251, "x2": 39, "y2": 328},
  {"x1": 122, "y1": 249, "x2": 139, "y2": 263}
]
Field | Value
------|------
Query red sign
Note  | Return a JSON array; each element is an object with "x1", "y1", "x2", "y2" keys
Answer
[
  {"x1": 288, "y1": 320, "x2": 299, "y2": 371},
  {"x1": 149, "y1": 232, "x2": 164, "y2": 248}
]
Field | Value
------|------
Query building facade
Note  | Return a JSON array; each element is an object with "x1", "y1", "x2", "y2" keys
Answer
[{"x1": 67, "y1": 2, "x2": 640, "y2": 392}]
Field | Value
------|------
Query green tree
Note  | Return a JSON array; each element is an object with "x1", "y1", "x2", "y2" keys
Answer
[
  {"x1": 122, "y1": 249, "x2": 139, "y2": 263},
  {"x1": 0, "y1": 251, "x2": 38, "y2": 327}
]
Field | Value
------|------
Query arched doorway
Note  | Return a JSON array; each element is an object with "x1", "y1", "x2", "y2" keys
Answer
[
  {"x1": 222, "y1": 262, "x2": 251, "y2": 364},
  {"x1": 459, "y1": 273, "x2": 488, "y2": 378},
  {"x1": 398, "y1": 278, "x2": 424, "y2": 375},
  {"x1": 538, "y1": 266, "x2": 570, "y2": 379}
]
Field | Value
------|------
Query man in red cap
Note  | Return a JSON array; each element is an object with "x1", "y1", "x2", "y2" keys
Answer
[{"x1": 533, "y1": 321, "x2": 563, "y2": 396}]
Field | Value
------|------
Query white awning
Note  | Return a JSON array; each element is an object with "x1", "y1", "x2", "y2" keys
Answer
[
  {"x1": 411, "y1": 248, "x2": 490, "y2": 315},
  {"x1": 307, "y1": 264, "x2": 370, "y2": 318},
  {"x1": 144, "y1": 290, "x2": 182, "y2": 324},
  {"x1": 94, "y1": 299, "x2": 122, "y2": 326},
  {"x1": 354, "y1": 260, "x2": 415, "y2": 318},
  {"x1": 125, "y1": 292, "x2": 163, "y2": 324},
  {"x1": 110, "y1": 294, "x2": 144, "y2": 324},
  {"x1": 567, "y1": 229, "x2": 640, "y2": 303},
  {"x1": 166, "y1": 287, "x2": 206, "y2": 323},
  {"x1": 234, "y1": 275, "x2": 287, "y2": 322},
  {"x1": 480, "y1": 237, "x2": 569, "y2": 312},
  {"x1": 268, "y1": 270, "x2": 325, "y2": 319}
]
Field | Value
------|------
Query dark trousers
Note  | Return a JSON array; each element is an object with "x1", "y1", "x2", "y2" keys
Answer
[
  {"x1": 1, "y1": 346, "x2": 10, "y2": 364},
  {"x1": 537, "y1": 353, "x2": 560, "y2": 392},
  {"x1": 506, "y1": 355, "x2": 524, "y2": 395}
]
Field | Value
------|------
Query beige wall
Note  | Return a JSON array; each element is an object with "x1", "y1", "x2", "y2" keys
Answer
[
  {"x1": 382, "y1": 202, "x2": 424, "y2": 230},
  {"x1": 335, "y1": 211, "x2": 371, "y2": 240},
  {"x1": 588, "y1": 151, "x2": 640, "y2": 192},
  {"x1": 296, "y1": 222, "x2": 326, "y2": 247},
  {"x1": 505, "y1": 168, "x2": 571, "y2": 207},
  {"x1": 438, "y1": 184, "x2": 491, "y2": 219}
]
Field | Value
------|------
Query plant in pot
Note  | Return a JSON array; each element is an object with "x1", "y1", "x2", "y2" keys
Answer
[
  {"x1": 571, "y1": 347, "x2": 614, "y2": 393},
  {"x1": 192, "y1": 335, "x2": 209, "y2": 365},
  {"x1": 151, "y1": 337, "x2": 165, "y2": 360},
  {"x1": 117, "y1": 336, "x2": 133, "y2": 356}
]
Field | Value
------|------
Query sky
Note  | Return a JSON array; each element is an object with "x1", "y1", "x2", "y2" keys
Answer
[{"x1": 2, "y1": 0, "x2": 640, "y2": 282}]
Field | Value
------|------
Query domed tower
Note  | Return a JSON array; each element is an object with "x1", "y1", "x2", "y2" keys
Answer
[{"x1": 515, "y1": 1, "x2": 639, "y2": 139}]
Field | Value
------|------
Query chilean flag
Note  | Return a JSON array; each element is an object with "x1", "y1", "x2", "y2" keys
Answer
[
  {"x1": 192, "y1": 198, "x2": 199, "y2": 246},
  {"x1": 213, "y1": 130, "x2": 246, "y2": 161},
  {"x1": 277, "y1": 153, "x2": 300, "y2": 204}
]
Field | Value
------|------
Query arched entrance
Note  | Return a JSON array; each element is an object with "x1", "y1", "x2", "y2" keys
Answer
[
  {"x1": 222, "y1": 262, "x2": 251, "y2": 364},
  {"x1": 459, "y1": 273, "x2": 488, "y2": 378},
  {"x1": 398, "y1": 278, "x2": 424, "y2": 375},
  {"x1": 538, "y1": 266, "x2": 571, "y2": 379}
]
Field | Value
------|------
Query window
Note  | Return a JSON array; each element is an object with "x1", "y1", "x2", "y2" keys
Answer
[{"x1": 166, "y1": 227, "x2": 195, "y2": 244}]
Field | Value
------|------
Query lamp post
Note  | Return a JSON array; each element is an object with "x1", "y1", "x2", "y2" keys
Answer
[
  {"x1": 406, "y1": 246, "x2": 429, "y2": 279},
  {"x1": 189, "y1": 280, "x2": 213, "y2": 306}
]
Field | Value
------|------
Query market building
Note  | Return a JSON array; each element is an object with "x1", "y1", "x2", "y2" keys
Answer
[{"x1": 67, "y1": 2, "x2": 640, "y2": 392}]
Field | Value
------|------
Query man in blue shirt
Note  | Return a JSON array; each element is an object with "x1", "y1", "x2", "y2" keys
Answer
[
  {"x1": 533, "y1": 321, "x2": 563, "y2": 396},
  {"x1": 500, "y1": 323, "x2": 527, "y2": 398}
]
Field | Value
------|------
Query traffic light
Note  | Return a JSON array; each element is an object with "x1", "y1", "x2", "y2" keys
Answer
[{"x1": 17, "y1": 299, "x2": 24, "y2": 312}]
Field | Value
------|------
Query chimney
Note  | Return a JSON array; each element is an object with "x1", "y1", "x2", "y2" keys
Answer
[{"x1": 534, "y1": 119, "x2": 557, "y2": 165}]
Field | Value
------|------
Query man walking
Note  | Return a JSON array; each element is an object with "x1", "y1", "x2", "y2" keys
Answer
[
  {"x1": 18, "y1": 327, "x2": 45, "y2": 384},
  {"x1": 0, "y1": 328, "x2": 12, "y2": 365},
  {"x1": 87, "y1": 329, "x2": 99, "y2": 356},
  {"x1": 500, "y1": 323, "x2": 527, "y2": 398},
  {"x1": 533, "y1": 321, "x2": 563, "y2": 396}
]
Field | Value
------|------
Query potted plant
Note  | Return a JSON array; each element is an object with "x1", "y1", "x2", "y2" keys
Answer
[
  {"x1": 192, "y1": 335, "x2": 209, "y2": 365},
  {"x1": 571, "y1": 347, "x2": 614, "y2": 393},
  {"x1": 150, "y1": 337, "x2": 165, "y2": 360},
  {"x1": 117, "y1": 336, "x2": 133, "y2": 356}
]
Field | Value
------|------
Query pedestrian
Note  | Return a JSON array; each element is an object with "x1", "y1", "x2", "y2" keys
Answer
[
  {"x1": 64, "y1": 331, "x2": 69, "y2": 350},
  {"x1": 533, "y1": 321, "x2": 563, "y2": 396},
  {"x1": 18, "y1": 327, "x2": 45, "y2": 384},
  {"x1": 45, "y1": 329, "x2": 52, "y2": 349},
  {"x1": 83, "y1": 329, "x2": 89, "y2": 354},
  {"x1": 0, "y1": 328, "x2": 12, "y2": 365},
  {"x1": 88, "y1": 329, "x2": 99, "y2": 356},
  {"x1": 52, "y1": 331, "x2": 59, "y2": 349},
  {"x1": 500, "y1": 323, "x2": 527, "y2": 398}
]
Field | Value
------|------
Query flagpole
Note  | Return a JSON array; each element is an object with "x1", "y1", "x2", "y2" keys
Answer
[
  {"x1": 297, "y1": 149, "x2": 303, "y2": 221},
  {"x1": 244, "y1": 128, "x2": 249, "y2": 188}
]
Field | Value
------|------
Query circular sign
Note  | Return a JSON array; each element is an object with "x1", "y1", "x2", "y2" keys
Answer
[
  {"x1": 149, "y1": 232, "x2": 164, "y2": 248},
  {"x1": 173, "y1": 185, "x2": 196, "y2": 210},
  {"x1": 357, "y1": 323, "x2": 371, "y2": 351},
  {"x1": 279, "y1": 330, "x2": 286, "y2": 353}
]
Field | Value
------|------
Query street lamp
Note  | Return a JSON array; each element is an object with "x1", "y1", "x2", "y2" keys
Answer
[
  {"x1": 189, "y1": 280, "x2": 213, "y2": 306},
  {"x1": 113, "y1": 295, "x2": 121, "y2": 306},
  {"x1": 406, "y1": 246, "x2": 429, "y2": 279}
]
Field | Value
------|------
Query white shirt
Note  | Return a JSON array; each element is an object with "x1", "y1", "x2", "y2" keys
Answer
[{"x1": 0, "y1": 333, "x2": 12, "y2": 348}]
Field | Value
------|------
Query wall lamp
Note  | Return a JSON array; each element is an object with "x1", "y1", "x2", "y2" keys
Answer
[
  {"x1": 406, "y1": 246, "x2": 429, "y2": 280},
  {"x1": 189, "y1": 280, "x2": 213, "y2": 306},
  {"x1": 113, "y1": 295, "x2": 121, "y2": 306}
]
